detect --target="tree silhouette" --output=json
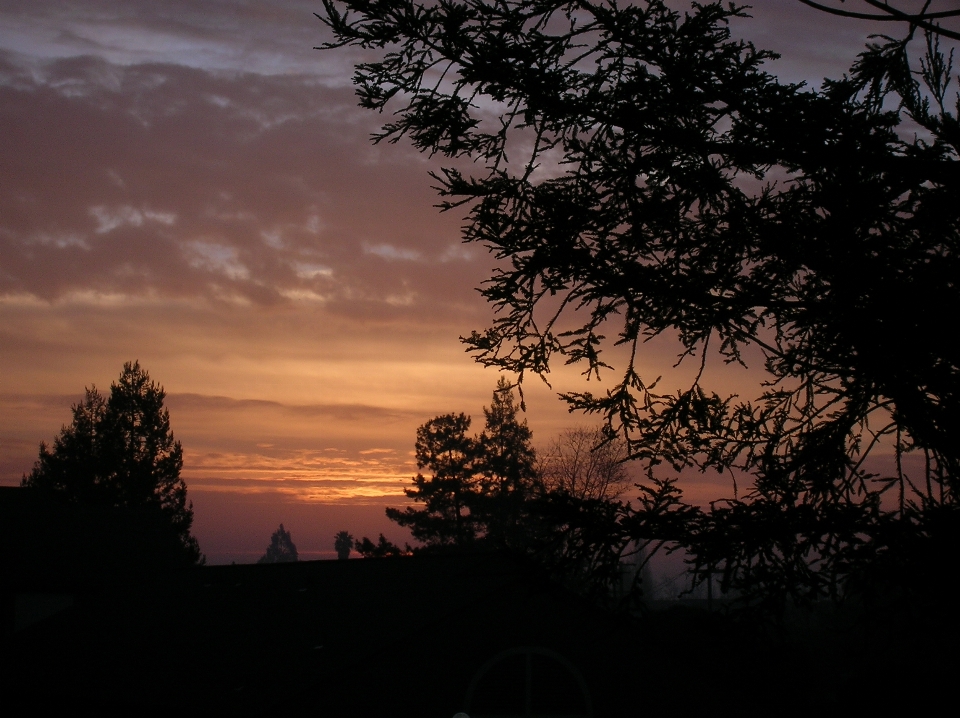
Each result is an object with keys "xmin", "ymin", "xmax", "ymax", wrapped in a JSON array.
[
  {"xmin": 334, "ymin": 530, "xmax": 354, "ymax": 560},
  {"xmin": 386, "ymin": 412, "xmax": 480, "ymax": 548},
  {"xmin": 796, "ymin": 0, "xmax": 960, "ymax": 40},
  {"xmin": 321, "ymin": 0, "xmax": 960, "ymax": 609},
  {"xmin": 384, "ymin": 379, "xmax": 541, "ymax": 551},
  {"xmin": 474, "ymin": 377, "xmax": 540, "ymax": 548},
  {"xmin": 539, "ymin": 427, "xmax": 632, "ymax": 501},
  {"xmin": 258, "ymin": 524, "xmax": 298, "ymax": 564},
  {"xmin": 354, "ymin": 533, "xmax": 411, "ymax": 558},
  {"xmin": 22, "ymin": 361, "xmax": 201, "ymax": 565}
]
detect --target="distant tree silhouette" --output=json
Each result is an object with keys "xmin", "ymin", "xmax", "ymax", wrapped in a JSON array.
[
  {"xmin": 385, "ymin": 379, "xmax": 541, "ymax": 551},
  {"xmin": 258, "ymin": 524, "xmax": 298, "ymax": 564},
  {"xmin": 539, "ymin": 427, "xmax": 632, "ymax": 502},
  {"xmin": 322, "ymin": 0, "xmax": 960, "ymax": 611},
  {"xmin": 387, "ymin": 412, "xmax": 479, "ymax": 548},
  {"xmin": 334, "ymin": 530, "xmax": 354, "ymax": 560},
  {"xmin": 474, "ymin": 378, "xmax": 540, "ymax": 547},
  {"xmin": 22, "ymin": 361, "xmax": 201, "ymax": 565},
  {"xmin": 354, "ymin": 533, "xmax": 411, "ymax": 558},
  {"xmin": 368, "ymin": 384, "xmax": 688, "ymax": 601}
]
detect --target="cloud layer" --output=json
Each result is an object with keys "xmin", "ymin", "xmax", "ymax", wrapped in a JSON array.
[{"xmin": 0, "ymin": 51, "xmax": 487, "ymax": 316}]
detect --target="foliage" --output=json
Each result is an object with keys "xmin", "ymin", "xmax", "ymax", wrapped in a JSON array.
[
  {"xmin": 258, "ymin": 523, "xmax": 299, "ymax": 564},
  {"xmin": 369, "ymin": 381, "xmax": 654, "ymax": 601},
  {"xmin": 795, "ymin": 1, "xmax": 960, "ymax": 41},
  {"xmin": 23, "ymin": 361, "xmax": 202, "ymax": 566},
  {"xmin": 334, "ymin": 530, "xmax": 355, "ymax": 560},
  {"xmin": 473, "ymin": 376, "xmax": 539, "ymax": 546},
  {"xmin": 321, "ymin": 0, "xmax": 960, "ymax": 610},
  {"xmin": 383, "ymin": 378, "xmax": 541, "ymax": 551},
  {"xmin": 354, "ymin": 533, "xmax": 412, "ymax": 558},
  {"xmin": 386, "ymin": 411, "xmax": 479, "ymax": 547}
]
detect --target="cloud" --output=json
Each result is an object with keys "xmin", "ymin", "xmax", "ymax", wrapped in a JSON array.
[
  {"xmin": 181, "ymin": 446, "xmax": 414, "ymax": 501},
  {"xmin": 90, "ymin": 205, "xmax": 177, "ymax": 233},
  {"xmin": 0, "ymin": 51, "xmax": 490, "ymax": 322},
  {"xmin": 291, "ymin": 261, "xmax": 332, "ymax": 279},
  {"xmin": 0, "ymin": 0, "xmax": 345, "ymax": 77},
  {"xmin": 2, "ymin": 4, "xmax": 908, "ymax": 321},
  {"xmin": 184, "ymin": 241, "xmax": 250, "ymax": 280},
  {"xmin": 166, "ymin": 393, "xmax": 422, "ymax": 424},
  {"xmin": 2, "ymin": 0, "xmax": 923, "ymax": 327},
  {"xmin": 0, "ymin": 389, "xmax": 423, "ymax": 499},
  {"xmin": 364, "ymin": 243, "xmax": 422, "ymax": 262}
]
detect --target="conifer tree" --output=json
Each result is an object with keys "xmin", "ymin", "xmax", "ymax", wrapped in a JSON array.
[
  {"xmin": 386, "ymin": 412, "xmax": 480, "ymax": 547},
  {"xmin": 383, "ymin": 380, "xmax": 540, "ymax": 551},
  {"xmin": 474, "ymin": 377, "xmax": 539, "ymax": 548},
  {"xmin": 258, "ymin": 524, "xmax": 298, "ymax": 564},
  {"xmin": 23, "ymin": 361, "xmax": 201, "ymax": 565}
]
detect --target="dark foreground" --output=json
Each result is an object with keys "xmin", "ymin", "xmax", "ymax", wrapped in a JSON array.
[{"xmin": 1, "ymin": 552, "xmax": 955, "ymax": 717}]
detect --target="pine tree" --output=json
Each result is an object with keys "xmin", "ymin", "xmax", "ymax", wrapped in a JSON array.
[
  {"xmin": 386, "ymin": 412, "xmax": 480, "ymax": 547},
  {"xmin": 26, "ymin": 388, "xmax": 108, "ymax": 503},
  {"xmin": 474, "ymin": 377, "xmax": 539, "ymax": 548},
  {"xmin": 384, "ymin": 380, "xmax": 540, "ymax": 551},
  {"xmin": 354, "ymin": 533, "xmax": 410, "ymax": 558},
  {"xmin": 258, "ymin": 524, "xmax": 298, "ymax": 563},
  {"xmin": 23, "ymin": 361, "xmax": 201, "ymax": 565}
]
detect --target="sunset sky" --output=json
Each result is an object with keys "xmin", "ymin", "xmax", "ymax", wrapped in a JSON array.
[{"xmin": 0, "ymin": 1, "xmax": 932, "ymax": 563}]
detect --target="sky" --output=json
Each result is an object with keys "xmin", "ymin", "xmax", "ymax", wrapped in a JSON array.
[{"xmin": 1, "ymin": 0, "xmax": 949, "ymax": 563}]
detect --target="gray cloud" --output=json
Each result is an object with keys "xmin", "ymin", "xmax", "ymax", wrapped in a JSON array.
[
  {"xmin": 3, "ymin": 2, "xmax": 936, "ymax": 321},
  {"xmin": 0, "ymin": 0, "xmax": 342, "ymax": 76},
  {"xmin": 0, "ymin": 51, "xmax": 488, "ymax": 321},
  {"xmin": 166, "ymin": 392, "xmax": 423, "ymax": 423}
]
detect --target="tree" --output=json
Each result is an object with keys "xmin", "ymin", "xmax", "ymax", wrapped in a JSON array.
[
  {"xmin": 532, "ymin": 425, "xmax": 636, "ymax": 598},
  {"xmin": 258, "ymin": 524, "xmax": 298, "ymax": 563},
  {"xmin": 382, "ymin": 379, "xmax": 540, "ymax": 551},
  {"xmin": 334, "ymin": 530, "xmax": 354, "ymax": 560},
  {"xmin": 321, "ymin": 1, "xmax": 960, "ymax": 609},
  {"xmin": 23, "ymin": 361, "xmax": 201, "ymax": 565},
  {"xmin": 473, "ymin": 377, "xmax": 540, "ymax": 547},
  {"xmin": 796, "ymin": 1, "xmax": 960, "ymax": 41},
  {"xmin": 539, "ymin": 426, "xmax": 632, "ymax": 501},
  {"xmin": 354, "ymin": 533, "xmax": 412, "ymax": 558},
  {"xmin": 386, "ymin": 412, "xmax": 480, "ymax": 548}
]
